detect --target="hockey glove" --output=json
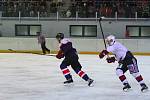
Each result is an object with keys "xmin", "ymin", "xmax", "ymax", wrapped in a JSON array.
[
  {"xmin": 106, "ymin": 57, "xmax": 116, "ymax": 63},
  {"xmin": 56, "ymin": 50, "xmax": 64, "ymax": 59},
  {"xmin": 99, "ymin": 50, "xmax": 109, "ymax": 59}
]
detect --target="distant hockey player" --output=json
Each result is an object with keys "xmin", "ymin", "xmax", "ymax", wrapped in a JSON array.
[
  {"xmin": 55, "ymin": 33, "xmax": 94, "ymax": 86},
  {"xmin": 37, "ymin": 32, "xmax": 50, "ymax": 54},
  {"xmin": 99, "ymin": 35, "xmax": 148, "ymax": 92}
]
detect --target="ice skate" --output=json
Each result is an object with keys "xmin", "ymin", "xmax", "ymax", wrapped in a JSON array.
[
  {"xmin": 88, "ymin": 78, "xmax": 94, "ymax": 87},
  {"xmin": 141, "ymin": 83, "xmax": 148, "ymax": 92},
  {"xmin": 63, "ymin": 78, "xmax": 73, "ymax": 86},
  {"xmin": 123, "ymin": 83, "xmax": 131, "ymax": 92}
]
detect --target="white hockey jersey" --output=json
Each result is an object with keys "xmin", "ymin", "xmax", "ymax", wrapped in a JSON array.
[{"xmin": 107, "ymin": 41, "xmax": 128, "ymax": 61}]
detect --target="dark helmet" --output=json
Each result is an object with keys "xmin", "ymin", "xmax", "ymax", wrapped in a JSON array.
[{"xmin": 56, "ymin": 33, "xmax": 64, "ymax": 39}]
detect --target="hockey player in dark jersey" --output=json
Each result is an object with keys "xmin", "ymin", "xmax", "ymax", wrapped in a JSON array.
[
  {"xmin": 99, "ymin": 35, "xmax": 148, "ymax": 92},
  {"xmin": 55, "ymin": 33, "xmax": 94, "ymax": 86}
]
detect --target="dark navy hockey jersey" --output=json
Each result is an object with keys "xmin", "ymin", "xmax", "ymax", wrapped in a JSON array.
[{"xmin": 59, "ymin": 38, "xmax": 77, "ymax": 57}]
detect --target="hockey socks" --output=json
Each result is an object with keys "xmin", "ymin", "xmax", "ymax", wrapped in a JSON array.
[
  {"xmin": 119, "ymin": 75, "xmax": 128, "ymax": 83},
  {"xmin": 116, "ymin": 69, "xmax": 128, "ymax": 84},
  {"xmin": 61, "ymin": 68, "xmax": 94, "ymax": 86},
  {"xmin": 61, "ymin": 68, "xmax": 72, "ymax": 81},
  {"xmin": 135, "ymin": 74, "xmax": 144, "ymax": 84},
  {"xmin": 78, "ymin": 70, "xmax": 89, "ymax": 81},
  {"xmin": 77, "ymin": 70, "xmax": 94, "ymax": 86}
]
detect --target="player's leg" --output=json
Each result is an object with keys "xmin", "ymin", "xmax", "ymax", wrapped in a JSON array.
[
  {"xmin": 131, "ymin": 72, "xmax": 148, "ymax": 92},
  {"xmin": 41, "ymin": 43, "xmax": 46, "ymax": 54},
  {"xmin": 116, "ymin": 63, "xmax": 131, "ymax": 91},
  {"xmin": 42, "ymin": 42, "xmax": 50, "ymax": 54},
  {"xmin": 127, "ymin": 57, "xmax": 148, "ymax": 92},
  {"xmin": 73, "ymin": 66, "xmax": 94, "ymax": 87},
  {"xmin": 60, "ymin": 59, "xmax": 73, "ymax": 84},
  {"xmin": 71, "ymin": 55, "xmax": 94, "ymax": 86}
]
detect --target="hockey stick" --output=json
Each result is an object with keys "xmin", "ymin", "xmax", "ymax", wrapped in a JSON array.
[
  {"xmin": 8, "ymin": 49, "xmax": 56, "ymax": 57},
  {"xmin": 99, "ymin": 17, "xmax": 107, "ymax": 49},
  {"xmin": 99, "ymin": 18, "xmax": 118, "ymax": 62},
  {"xmin": 99, "ymin": 17, "xmax": 111, "ymax": 58}
]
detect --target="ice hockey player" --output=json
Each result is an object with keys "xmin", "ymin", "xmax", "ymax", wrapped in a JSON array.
[
  {"xmin": 99, "ymin": 35, "xmax": 148, "ymax": 92},
  {"xmin": 55, "ymin": 33, "xmax": 94, "ymax": 86}
]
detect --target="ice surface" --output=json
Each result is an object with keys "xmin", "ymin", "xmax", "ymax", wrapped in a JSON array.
[{"xmin": 0, "ymin": 53, "xmax": 150, "ymax": 100}]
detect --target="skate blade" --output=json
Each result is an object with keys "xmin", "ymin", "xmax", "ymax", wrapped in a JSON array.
[
  {"xmin": 89, "ymin": 84, "xmax": 94, "ymax": 87},
  {"xmin": 123, "ymin": 88, "xmax": 132, "ymax": 92},
  {"xmin": 64, "ymin": 83, "xmax": 74, "ymax": 87}
]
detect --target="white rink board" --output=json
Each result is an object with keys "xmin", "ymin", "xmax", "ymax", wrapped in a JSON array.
[
  {"xmin": 0, "ymin": 53, "xmax": 150, "ymax": 100},
  {"xmin": 0, "ymin": 38, "xmax": 150, "ymax": 53}
]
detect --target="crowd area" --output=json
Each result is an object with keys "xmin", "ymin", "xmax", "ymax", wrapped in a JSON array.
[{"xmin": 0, "ymin": 0, "xmax": 150, "ymax": 18}]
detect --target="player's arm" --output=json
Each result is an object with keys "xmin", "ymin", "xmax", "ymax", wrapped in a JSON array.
[
  {"xmin": 99, "ymin": 50, "xmax": 109, "ymax": 59},
  {"xmin": 99, "ymin": 50, "xmax": 116, "ymax": 63},
  {"xmin": 106, "ymin": 57, "xmax": 116, "ymax": 63},
  {"xmin": 99, "ymin": 45, "xmax": 115, "ymax": 58},
  {"xmin": 56, "ymin": 50, "xmax": 64, "ymax": 59}
]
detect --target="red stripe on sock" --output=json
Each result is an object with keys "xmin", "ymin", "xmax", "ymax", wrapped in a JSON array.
[
  {"xmin": 78, "ymin": 71, "xmax": 85, "ymax": 77},
  {"xmin": 136, "ymin": 75, "xmax": 143, "ymax": 82},
  {"xmin": 119, "ymin": 75, "xmax": 126, "ymax": 82},
  {"xmin": 62, "ymin": 69, "xmax": 70, "ymax": 75}
]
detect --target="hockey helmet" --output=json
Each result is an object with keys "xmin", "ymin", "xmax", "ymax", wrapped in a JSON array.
[
  {"xmin": 56, "ymin": 33, "xmax": 64, "ymax": 39},
  {"xmin": 106, "ymin": 35, "xmax": 115, "ymax": 46},
  {"xmin": 56, "ymin": 33, "xmax": 64, "ymax": 42}
]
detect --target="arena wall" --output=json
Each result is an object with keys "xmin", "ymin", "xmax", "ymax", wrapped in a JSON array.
[
  {"xmin": 1, "ymin": 19, "xmax": 150, "ymax": 38},
  {"xmin": 0, "ymin": 19, "xmax": 150, "ymax": 55},
  {"xmin": 0, "ymin": 37, "xmax": 149, "ymax": 55}
]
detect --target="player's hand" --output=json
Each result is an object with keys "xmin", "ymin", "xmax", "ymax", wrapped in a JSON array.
[
  {"xmin": 106, "ymin": 57, "xmax": 116, "ymax": 63},
  {"xmin": 56, "ymin": 54, "xmax": 64, "ymax": 59},
  {"xmin": 99, "ymin": 50, "xmax": 109, "ymax": 59}
]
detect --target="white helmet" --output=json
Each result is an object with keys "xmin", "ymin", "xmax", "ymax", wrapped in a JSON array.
[{"xmin": 106, "ymin": 35, "xmax": 115, "ymax": 46}]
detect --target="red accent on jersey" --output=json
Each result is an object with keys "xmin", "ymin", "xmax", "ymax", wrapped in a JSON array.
[
  {"xmin": 136, "ymin": 75, "xmax": 143, "ymax": 82},
  {"xmin": 119, "ymin": 75, "xmax": 126, "ymax": 82}
]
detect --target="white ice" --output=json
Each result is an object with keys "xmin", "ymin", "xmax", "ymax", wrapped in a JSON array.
[{"xmin": 0, "ymin": 53, "xmax": 150, "ymax": 100}]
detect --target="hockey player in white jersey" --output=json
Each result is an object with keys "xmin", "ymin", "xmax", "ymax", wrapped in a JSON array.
[{"xmin": 99, "ymin": 35, "xmax": 148, "ymax": 92}]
